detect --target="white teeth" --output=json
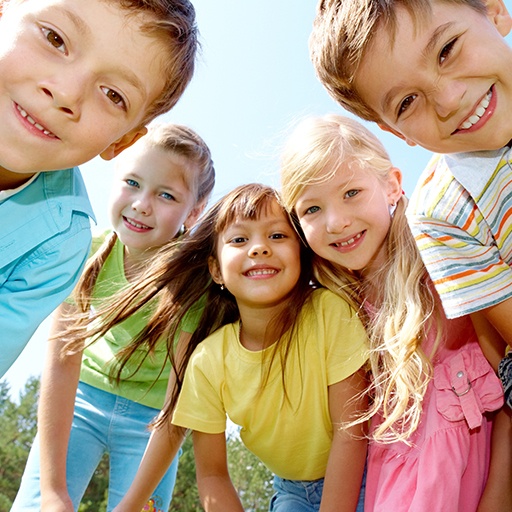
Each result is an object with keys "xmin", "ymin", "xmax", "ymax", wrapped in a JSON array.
[
  {"xmin": 16, "ymin": 104, "xmax": 55, "ymax": 137},
  {"xmin": 126, "ymin": 218, "xmax": 149, "ymax": 229},
  {"xmin": 460, "ymin": 90, "xmax": 492, "ymax": 130},
  {"xmin": 247, "ymin": 269, "xmax": 277, "ymax": 276},
  {"xmin": 336, "ymin": 232, "xmax": 362, "ymax": 247}
]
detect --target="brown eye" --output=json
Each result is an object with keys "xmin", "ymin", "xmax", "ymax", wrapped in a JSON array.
[{"xmin": 42, "ymin": 28, "xmax": 65, "ymax": 52}]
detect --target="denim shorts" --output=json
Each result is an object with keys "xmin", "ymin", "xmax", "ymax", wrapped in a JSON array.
[
  {"xmin": 269, "ymin": 467, "xmax": 366, "ymax": 512},
  {"xmin": 11, "ymin": 381, "xmax": 179, "ymax": 512}
]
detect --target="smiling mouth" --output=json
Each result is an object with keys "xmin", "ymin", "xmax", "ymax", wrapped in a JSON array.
[
  {"xmin": 459, "ymin": 89, "xmax": 492, "ymax": 130},
  {"xmin": 124, "ymin": 217, "xmax": 151, "ymax": 230},
  {"xmin": 17, "ymin": 104, "xmax": 56, "ymax": 137},
  {"xmin": 245, "ymin": 269, "xmax": 278, "ymax": 277},
  {"xmin": 332, "ymin": 232, "xmax": 363, "ymax": 248}
]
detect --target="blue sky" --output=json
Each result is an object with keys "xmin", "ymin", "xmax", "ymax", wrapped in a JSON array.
[{"xmin": 4, "ymin": 0, "xmax": 510, "ymax": 397}]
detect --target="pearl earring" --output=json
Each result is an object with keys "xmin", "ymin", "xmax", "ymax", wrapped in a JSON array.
[{"xmin": 389, "ymin": 202, "xmax": 397, "ymax": 217}]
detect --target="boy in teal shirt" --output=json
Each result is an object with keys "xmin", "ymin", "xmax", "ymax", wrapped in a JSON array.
[{"xmin": 0, "ymin": 0, "xmax": 198, "ymax": 377}]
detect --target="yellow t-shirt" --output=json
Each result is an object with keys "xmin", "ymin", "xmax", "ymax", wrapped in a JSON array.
[{"xmin": 172, "ymin": 288, "xmax": 368, "ymax": 480}]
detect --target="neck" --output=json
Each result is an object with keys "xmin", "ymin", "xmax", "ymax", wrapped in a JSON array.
[
  {"xmin": 123, "ymin": 246, "xmax": 159, "ymax": 282},
  {"xmin": 0, "ymin": 168, "xmax": 37, "ymax": 191},
  {"xmin": 238, "ymin": 304, "xmax": 285, "ymax": 351}
]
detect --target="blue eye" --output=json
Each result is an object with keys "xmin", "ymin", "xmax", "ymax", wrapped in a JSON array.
[
  {"xmin": 160, "ymin": 192, "xmax": 176, "ymax": 201},
  {"xmin": 305, "ymin": 205, "xmax": 320, "ymax": 215},
  {"xmin": 126, "ymin": 179, "xmax": 139, "ymax": 188},
  {"xmin": 345, "ymin": 189, "xmax": 359, "ymax": 198}
]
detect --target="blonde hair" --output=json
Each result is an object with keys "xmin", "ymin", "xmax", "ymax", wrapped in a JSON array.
[
  {"xmin": 73, "ymin": 122, "xmax": 215, "ymax": 325},
  {"xmin": 310, "ymin": 0, "xmax": 487, "ymax": 123},
  {"xmin": 281, "ymin": 114, "xmax": 440, "ymax": 442}
]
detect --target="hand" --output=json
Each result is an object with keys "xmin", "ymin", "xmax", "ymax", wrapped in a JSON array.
[{"xmin": 41, "ymin": 490, "xmax": 74, "ymax": 512}]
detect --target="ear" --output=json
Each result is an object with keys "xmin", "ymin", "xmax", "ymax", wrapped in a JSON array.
[
  {"xmin": 387, "ymin": 167, "xmax": 404, "ymax": 204},
  {"xmin": 378, "ymin": 123, "xmax": 417, "ymax": 147},
  {"xmin": 183, "ymin": 199, "xmax": 207, "ymax": 230},
  {"xmin": 484, "ymin": 0, "xmax": 512, "ymax": 36},
  {"xmin": 208, "ymin": 256, "xmax": 223, "ymax": 284},
  {"xmin": 99, "ymin": 126, "xmax": 148, "ymax": 161}
]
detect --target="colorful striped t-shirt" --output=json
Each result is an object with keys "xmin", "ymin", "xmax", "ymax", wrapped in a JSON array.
[{"xmin": 407, "ymin": 146, "xmax": 512, "ymax": 318}]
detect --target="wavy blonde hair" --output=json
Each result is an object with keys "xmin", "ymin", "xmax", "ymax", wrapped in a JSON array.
[{"xmin": 280, "ymin": 114, "xmax": 440, "ymax": 442}]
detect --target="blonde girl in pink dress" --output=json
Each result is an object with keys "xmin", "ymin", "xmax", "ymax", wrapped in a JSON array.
[{"xmin": 280, "ymin": 114, "xmax": 509, "ymax": 512}]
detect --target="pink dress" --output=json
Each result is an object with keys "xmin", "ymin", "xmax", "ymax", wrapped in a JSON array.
[{"xmin": 365, "ymin": 313, "xmax": 504, "ymax": 512}]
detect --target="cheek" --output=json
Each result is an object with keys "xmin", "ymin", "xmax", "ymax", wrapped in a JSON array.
[{"xmin": 299, "ymin": 221, "xmax": 320, "ymax": 249}]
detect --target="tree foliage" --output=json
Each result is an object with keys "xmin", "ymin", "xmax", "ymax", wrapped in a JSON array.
[{"xmin": 3, "ymin": 379, "xmax": 275, "ymax": 511}]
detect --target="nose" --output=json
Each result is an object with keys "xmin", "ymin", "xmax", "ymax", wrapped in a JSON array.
[
  {"xmin": 131, "ymin": 195, "xmax": 151, "ymax": 216},
  {"xmin": 249, "ymin": 240, "xmax": 271, "ymax": 257},
  {"xmin": 431, "ymin": 79, "xmax": 466, "ymax": 119},
  {"xmin": 325, "ymin": 207, "xmax": 351, "ymax": 234},
  {"xmin": 40, "ymin": 72, "xmax": 85, "ymax": 119}
]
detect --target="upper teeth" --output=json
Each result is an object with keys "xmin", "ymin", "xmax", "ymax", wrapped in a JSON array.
[
  {"xmin": 460, "ymin": 90, "xmax": 492, "ymax": 130},
  {"xmin": 127, "ymin": 218, "xmax": 149, "ymax": 229},
  {"xmin": 247, "ymin": 269, "xmax": 276, "ymax": 276},
  {"xmin": 17, "ymin": 105, "xmax": 55, "ymax": 136},
  {"xmin": 336, "ymin": 232, "xmax": 362, "ymax": 247}
]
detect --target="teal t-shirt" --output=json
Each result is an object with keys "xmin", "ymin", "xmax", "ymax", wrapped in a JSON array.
[{"xmin": 79, "ymin": 231, "xmax": 201, "ymax": 409}]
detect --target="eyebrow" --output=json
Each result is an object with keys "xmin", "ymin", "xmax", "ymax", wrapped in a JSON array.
[
  {"xmin": 58, "ymin": 6, "xmax": 147, "ymax": 99},
  {"xmin": 380, "ymin": 22, "xmax": 455, "ymax": 115}
]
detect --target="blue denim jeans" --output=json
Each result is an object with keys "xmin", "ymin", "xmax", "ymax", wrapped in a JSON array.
[
  {"xmin": 11, "ymin": 382, "xmax": 179, "ymax": 512},
  {"xmin": 269, "ymin": 465, "xmax": 366, "ymax": 512}
]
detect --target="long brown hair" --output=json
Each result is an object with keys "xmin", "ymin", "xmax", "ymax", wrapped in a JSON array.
[{"xmin": 64, "ymin": 183, "xmax": 314, "ymax": 424}]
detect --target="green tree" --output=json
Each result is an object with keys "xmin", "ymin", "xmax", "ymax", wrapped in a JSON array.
[
  {"xmin": 227, "ymin": 433, "xmax": 273, "ymax": 512},
  {"xmin": 0, "ymin": 377, "xmax": 39, "ymax": 508}
]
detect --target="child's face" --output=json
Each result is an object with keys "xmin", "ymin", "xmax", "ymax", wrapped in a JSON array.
[
  {"xmin": 0, "ymin": 0, "xmax": 167, "ymax": 175},
  {"xmin": 294, "ymin": 163, "xmax": 402, "ymax": 277},
  {"xmin": 353, "ymin": 0, "xmax": 512, "ymax": 154},
  {"xmin": 109, "ymin": 144, "xmax": 202, "ymax": 259},
  {"xmin": 209, "ymin": 201, "xmax": 302, "ymax": 313}
]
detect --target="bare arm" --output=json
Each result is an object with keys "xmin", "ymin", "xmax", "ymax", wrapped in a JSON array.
[
  {"xmin": 477, "ymin": 406, "xmax": 512, "ymax": 512},
  {"xmin": 112, "ymin": 331, "xmax": 192, "ymax": 512},
  {"xmin": 471, "ymin": 311, "xmax": 508, "ymax": 371},
  {"xmin": 320, "ymin": 369, "xmax": 368, "ymax": 512},
  {"xmin": 193, "ymin": 431, "xmax": 244, "ymax": 512},
  {"xmin": 481, "ymin": 297, "xmax": 512, "ymax": 351},
  {"xmin": 39, "ymin": 303, "xmax": 82, "ymax": 512}
]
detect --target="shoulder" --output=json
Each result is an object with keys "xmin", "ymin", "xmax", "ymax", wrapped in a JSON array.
[
  {"xmin": 408, "ymin": 153, "xmax": 467, "ymax": 220},
  {"xmin": 308, "ymin": 287, "xmax": 358, "ymax": 318}
]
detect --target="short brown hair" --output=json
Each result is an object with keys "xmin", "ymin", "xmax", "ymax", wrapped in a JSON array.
[
  {"xmin": 310, "ymin": 0, "xmax": 486, "ymax": 123},
  {"xmin": 112, "ymin": 0, "xmax": 199, "ymax": 124}
]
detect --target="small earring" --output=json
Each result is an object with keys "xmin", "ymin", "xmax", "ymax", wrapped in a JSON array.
[
  {"xmin": 389, "ymin": 202, "xmax": 397, "ymax": 217},
  {"xmin": 220, "ymin": 283, "xmax": 224, "ymax": 291}
]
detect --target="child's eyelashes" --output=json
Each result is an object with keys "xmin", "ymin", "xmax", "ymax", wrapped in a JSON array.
[
  {"xmin": 228, "ymin": 236, "xmax": 247, "ymax": 245},
  {"xmin": 397, "ymin": 94, "xmax": 417, "ymax": 118},
  {"xmin": 125, "ymin": 178, "xmax": 139, "ymax": 188},
  {"xmin": 344, "ymin": 189, "xmax": 360, "ymax": 199},
  {"xmin": 101, "ymin": 86, "xmax": 127, "ymax": 110},
  {"xmin": 41, "ymin": 27, "xmax": 66, "ymax": 53},
  {"xmin": 304, "ymin": 205, "xmax": 320, "ymax": 215},
  {"xmin": 160, "ymin": 191, "xmax": 176, "ymax": 201},
  {"xmin": 439, "ymin": 37, "xmax": 457, "ymax": 64},
  {"xmin": 269, "ymin": 233, "xmax": 287, "ymax": 240}
]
